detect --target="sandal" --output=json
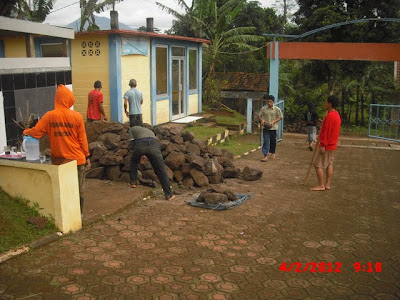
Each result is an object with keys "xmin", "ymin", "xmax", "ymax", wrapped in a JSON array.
[{"xmin": 261, "ymin": 157, "xmax": 268, "ymax": 162}]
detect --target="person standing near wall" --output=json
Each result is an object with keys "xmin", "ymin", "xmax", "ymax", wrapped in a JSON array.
[
  {"xmin": 87, "ymin": 80, "xmax": 107, "ymax": 122},
  {"xmin": 305, "ymin": 103, "xmax": 319, "ymax": 151},
  {"xmin": 311, "ymin": 95, "xmax": 341, "ymax": 191},
  {"xmin": 23, "ymin": 84, "xmax": 90, "ymax": 215},
  {"xmin": 124, "ymin": 79, "xmax": 143, "ymax": 127},
  {"xmin": 259, "ymin": 95, "xmax": 283, "ymax": 162}
]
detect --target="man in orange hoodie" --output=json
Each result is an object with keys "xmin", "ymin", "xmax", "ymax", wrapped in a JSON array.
[{"xmin": 23, "ymin": 85, "xmax": 90, "ymax": 214}]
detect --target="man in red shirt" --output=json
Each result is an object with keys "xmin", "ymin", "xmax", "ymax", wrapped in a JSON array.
[
  {"xmin": 311, "ymin": 95, "xmax": 341, "ymax": 191},
  {"xmin": 87, "ymin": 80, "xmax": 107, "ymax": 121}
]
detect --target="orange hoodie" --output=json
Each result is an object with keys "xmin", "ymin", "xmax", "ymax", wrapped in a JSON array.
[{"xmin": 23, "ymin": 85, "xmax": 89, "ymax": 165}]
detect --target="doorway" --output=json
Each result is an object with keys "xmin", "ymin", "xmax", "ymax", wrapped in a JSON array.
[{"xmin": 172, "ymin": 47, "xmax": 186, "ymax": 119}]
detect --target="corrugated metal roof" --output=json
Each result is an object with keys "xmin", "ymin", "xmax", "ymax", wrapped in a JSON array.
[
  {"xmin": 216, "ymin": 72, "xmax": 269, "ymax": 92},
  {"xmin": 76, "ymin": 29, "xmax": 209, "ymax": 44}
]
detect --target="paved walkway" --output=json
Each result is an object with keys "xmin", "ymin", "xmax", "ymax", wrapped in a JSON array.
[{"xmin": 1, "ymin": 134, "xmax": 399, "ymax": 299}]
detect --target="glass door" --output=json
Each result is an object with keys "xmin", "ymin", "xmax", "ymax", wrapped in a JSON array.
[{"xmin": 172, "ymin": 57, "xmax": 185, "ymax": 119}]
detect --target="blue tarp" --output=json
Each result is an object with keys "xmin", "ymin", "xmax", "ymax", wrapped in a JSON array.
[{"xmin": 187, "ymin": 193, "xmax": 252, "ymax": 210}]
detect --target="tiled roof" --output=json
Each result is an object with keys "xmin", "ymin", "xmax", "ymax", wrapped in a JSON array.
[{"xmin": 215, "ymin": 72, "xmax": 269, "ymax": 92}]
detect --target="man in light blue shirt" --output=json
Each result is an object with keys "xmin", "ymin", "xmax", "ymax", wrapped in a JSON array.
[{"xmin": 124, "ymin": 79, "xmax": 143, "ymax": 127}]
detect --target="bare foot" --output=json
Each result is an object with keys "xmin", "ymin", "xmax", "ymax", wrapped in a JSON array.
[
  {"xmin": 261, "ymin": 156, "xmax": 268, "ymax": 162},
  {"xmin": 310, "ymin": 186, "xmax": 325, "ymax": 191},
  {"xmin": 129, "ymin": 184, "xmax": 137, "ymax": 188},
  {"xmin": 166, "ymin": 195, "xmax": 176, "ymax": 201},
  {"xmin": 270, "ymin": 154, "xmax": 276, "ymax": 159},
  {"xmin": 325, "ymin": 186, "xmax": 330, "ymax": 190}
]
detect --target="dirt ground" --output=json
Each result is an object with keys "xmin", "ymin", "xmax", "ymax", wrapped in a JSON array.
[{"xmin": 1, "ymin": 132, "xmax": 399, "ymax": 298}]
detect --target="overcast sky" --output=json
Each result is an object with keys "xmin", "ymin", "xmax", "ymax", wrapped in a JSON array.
[{"xmin": 45, "ymin": 0, "xmax": 278, "ymax": 32}]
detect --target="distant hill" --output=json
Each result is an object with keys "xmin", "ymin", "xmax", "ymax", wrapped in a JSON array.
[{"xmin": 66, "ymin": 15, "xmax": 134, "ymax": 31}]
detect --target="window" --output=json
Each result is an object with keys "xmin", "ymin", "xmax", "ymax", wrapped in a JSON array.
[
  {"xmin": 156, "ymin": 46, "xmax": 167, "ymax": 95},
  {"xmin": 189, "ymin": 49, "xmax": 197, "ymax": 90},
  {"xmin": 172, "ymin": 47, "xmax": 185, "ymax": 56},
  {"xmin": 41, "ymin": 43, "xmax": 64, "ymax": 57}
]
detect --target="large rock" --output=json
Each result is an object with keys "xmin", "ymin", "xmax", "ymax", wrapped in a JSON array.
[
  {"xmin": 207, "ymin": 145, "xmax": 222, "ymax": 157},
  {"xmin": 159, "ymin": 139, "xmax": 170, "ymax": 151},
  {"xmin": 173, "ymin": 170, "xmax": 184, "ymax": 182},
  {"xmin": 122, "ymin": 154, "xmax": 131, "ymax": 171},
  {"xmin": 187, "ymin": 143, "xmax": 201, "ymax": 156},
  {"xmin": 169, "ymin": 127, "xmax": 181, "ymax": 136},
  {"xmin": 142, "ymin": 169, "xmax": 159, "ymax": 182},
  {"xmin": 164, "ymin": 151, "xmax": 186, "ymax": 170},
  {"xmin": 203, "ymin": 158, "xmax": 218, "ymax": 176},
  {"xmin": 202, "ymin": 192, "xmax": 229, "ymax": 205},
  {"xmin": 242, "ymin": 166, "xmax": 263, "ymax": 181},
  {"xmin": 120, "ymin": 131, "xmax": 130, "ymax": 141},
  {"xmin": 221, "ymin": 167, "xmax": 241, "ymax": 178},
  {"xmin": 102, "ymin": 123, "xmax": 124, "ymax": 134},
  {"xmin": 86, "ymin": 167, "xmax": 104, "ymax": 179},
  {"xmin": 224, "ymin": 190, "xmax": 238, "ymax": 201},
  {"xmin": 164, "ymin": 143, "xmax": 180, "ymax": 156},
  {"xmin": 182, "ymin": 131, "xmax": 195, "ymax": 142},
  {"xmin": 154, "ymin": 126, "xmax": 170, "ymax": 137},
  {"xmin": 89, "ymin": 141, "xmax": 104, "ymax": 154},
  {"xmin": 190, "ymin": 169, "xmax": 209, "ymax": 187},
  {"xmin": 181, "ymin": 163, "xmax": 191, "ymax": 175},
  {"xmin": 175, "ymin": 144, "xmax": 187, "ymax": 153},
  {"xmin": 91, "ymin": 144, "xmax": 108, "ymax": 161},
  {"xmin": 220, "ymin": 149, "xmax": 234, "ymax": 161},
  {"xmin": 120, "ymin": 172, "xmax": 130, "ymax": 183},
  {"xmin": 105, "ymin": 165, "xmax": 121, "ymax": 181},
  {"xmin": 182, "ymin": 177, "xmax": 194, "ymax": 188},
  {"xmin": 188, "ymin": 155, "xmax": 204, "ymax": 170},
  {"xmin": 170, "ymin": 134, "xmax": 184, "ymax": 144},
  {"xmin": 120, "ymin": 139, "xmax": 130, "ymax": 149},
  {"xmin": 207, "ymin": 174, "xmax": 224, "ymax": 184},
  {"xmin": 164, "ymin": 164, "xmax": 174, "ymax": 181},
  {"xmin": 100, "ymin": 133, "xmax": 121, "ymax": 149},
  {"xmin": 99, "ymin": 152, "xmax": 123, "ymax": 165},
  {"xmin": 115, "ymin": 148, "xmax": 128, "ymax": 157}
]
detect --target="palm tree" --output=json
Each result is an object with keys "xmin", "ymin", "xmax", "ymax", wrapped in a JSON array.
[
  {"xmin": 79, "ymin": 0, "xmax": 124, "ymax": 32},
  {"xmin": 157, "ymin": 0, "xmax": 264, "ymax": 104},
  {"xmin": 1, "ymin": 0, "xmax": 54, "ymax": 22}
]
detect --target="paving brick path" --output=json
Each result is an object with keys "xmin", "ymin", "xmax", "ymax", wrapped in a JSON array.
[{"xmin": 1, "ymin": 135, "xmax": 399, "ymax": 299}]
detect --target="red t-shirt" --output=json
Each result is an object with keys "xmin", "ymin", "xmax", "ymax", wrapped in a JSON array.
[
  {"xmin": 87, "ymin": 89, "xmax": 103, "ymax": 120},
  {"xmin": 319, "ymin": 110, "xmax": 341, "ymax": 150}
]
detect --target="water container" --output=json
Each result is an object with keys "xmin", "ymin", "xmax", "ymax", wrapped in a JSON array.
[{"xmin": 22, "ymin": 136, "xmax": 40, "ymax": 161}]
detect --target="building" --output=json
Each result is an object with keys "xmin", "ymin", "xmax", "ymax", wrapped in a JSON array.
[
  {"xmin": 0, "ymin": 16, "xmax": 74, "ymax": 149},
  {"xmin": 71, "ymin": 28, "xmax": 208, "ymax": 125}
]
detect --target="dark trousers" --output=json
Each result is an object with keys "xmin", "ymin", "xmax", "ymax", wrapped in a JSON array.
[
  {"xmin": 130, "ymin": 138, "xmax": 173, "ymax": 198},
  {"xmin": 129, "ymin": 114, "xmax": 143, "ymax": 127},
  {"xmin": 262, "ymin": 129, "xmax": 277, "ymax": 156},
  {"xmin": 77, "ymin": 165, "xmax": 86, "ymax": 213}
]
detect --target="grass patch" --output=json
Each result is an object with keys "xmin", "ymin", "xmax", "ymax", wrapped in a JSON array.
[
  {"xmin": 341, "ymin": 125, "xmax": 368, "ymax": 137},
  {"xmin": 184, "ymin": 125, "xmax": 226, "ymax": 140},
  {"xmin": 216, "ymin": 135, "xmax": 260, "ymax": 156},
  {"xmin": 215, "ymin": 111, "xmax": 246, "ymax": 126},
  {"xmin": 0, "ymin": 189, "xmax": 58, "ymax": 254}
]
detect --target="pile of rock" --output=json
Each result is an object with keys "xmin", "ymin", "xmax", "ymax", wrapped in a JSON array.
[{"xmin": 87, "ymin": 123, "xmax": 263, "ymax": 189}]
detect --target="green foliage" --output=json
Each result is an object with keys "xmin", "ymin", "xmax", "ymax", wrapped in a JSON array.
[
  {"xmin": 203, "ymin": 77, "xmax": 227, "ymax": 106},
  {"xmin": 80, "ymin": 0, "xmax": 124, "ymax": 32},
  {"xmin": 183, "ymin": 125, "xmax": 226, "ymax": 140},
  {"xmin": 0, "ymin": 189, "xmax": 58, "ymax": 254},
  {"xmin": 216, "ymin": 134, "xmax": 259, "ymax": 155},
  {"xmin": 215, "ymin": 111, "xmax": 246, "ymax": 125},
  {"xmin": 1, "ymin": 0, "xmax": 54, "ymax": 22}
]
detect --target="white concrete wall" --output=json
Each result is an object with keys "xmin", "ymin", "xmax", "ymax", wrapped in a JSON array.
[{"xmin": 0, "ymin": 92, "xmax": 6, "ymax": 151}]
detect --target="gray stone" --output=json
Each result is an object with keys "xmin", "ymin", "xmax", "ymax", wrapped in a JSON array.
[
  {"xmin": 164, "ymin": 164, "xmax": 174, "ymax": 181},
  {"xmin": 89, "ymin": 141, "xmax": 104, "ymax": 154},
  {"xmin": 203, "ymin": 158, "xmax": 218, "ymax": 176},
  {"xmin": 175, "ymin": 144, "xmax": 187, "ymax": 153},
  {"xmin": 100, "ymin": 132, "xmax": 121, "ymax": 149},
  {"xmin": 159, "ymin": 139, "xmax": 170, "ymax": 151},
  {"xmin": 242, "ymin": 166, "xmax": 263, "ymax": 181},
  {"xmin": 224, "ymin": 190, "xmax": 238, "ymax": 201},
  {"xmin": 190, "ymin": 169, "xmax": 209, "ymax": 187},
  {"xmin": 86, "ymin": 167, "xmax": 104, "ymax": 179},
  {"xmin": 154, "ymin": 126, "xmax": 170, "ymax": 137},
  {"xmin": 169, "ymin": 127, "xmax": 181, "ymax": 136},
  {"xmin": 188, "ymin": 155, "xmax": 204, "ymax": 171},
  {"xmin": 164, "ymin": 143, "xmax": 180, "ymax": 156},
  {"xmin": 164, "ymin": 151, "xmax": 186, "ymax": 170},
  {"xmin": 115, "ymin": 148, "xmax": 128, "ymax": 157}
]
